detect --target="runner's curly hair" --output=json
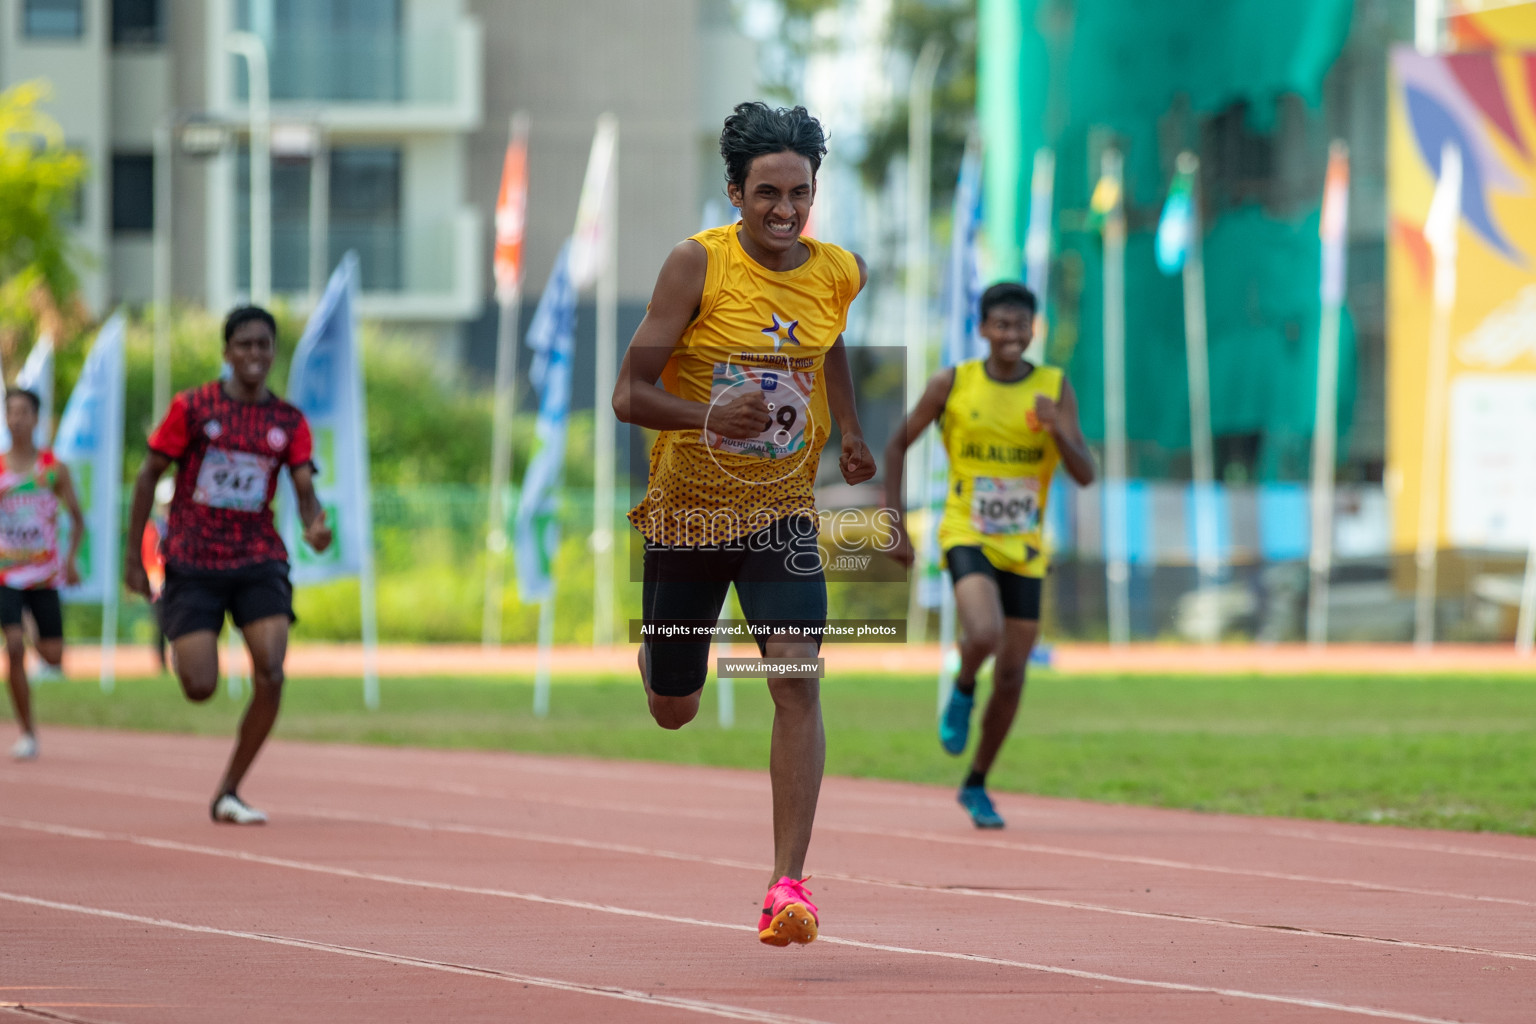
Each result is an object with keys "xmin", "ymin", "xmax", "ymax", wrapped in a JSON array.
[
  {"xmin": 979, "ymin": 282, "xmax": 1038, "ymax": 322},
  {"xmin": 719, "ymin": 102, "xmax": 827, "ymax": 190},
  {"xmin": 223, "ymin": 305, "xmax": 277, "ymax": 342}
]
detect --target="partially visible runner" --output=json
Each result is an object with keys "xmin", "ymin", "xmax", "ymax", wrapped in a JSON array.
[
  {"xmin": 124, "ymin": 307, "xmax": 332, "ymax": 824},
  {"xmin": 884, "ymin": 282, "xmax": 1095, "ymax": 828},
  {"xmin": 142, "ymin": 479, "xmax": 172, "ymax": 672},
  {"xmin": 614, "ymin": 101, "xmax": 873, "ymax": 945},
  {"xmin": 1, "ymin": 388, "xmax": 85, "ymax": 761}
]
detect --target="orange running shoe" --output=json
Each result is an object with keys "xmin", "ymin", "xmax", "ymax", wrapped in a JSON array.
[{"xmin": 758, "ymin": 876, "xmax": 818, "ymax": 946}]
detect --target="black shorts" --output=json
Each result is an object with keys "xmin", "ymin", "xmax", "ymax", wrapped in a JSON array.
[
  {"xmin": 160, "ymin": 561, "xmax": 294, "ymax": 641},
  {"xmin": 945, "ymin": 546, "xmax": 1043, "ymax": 621},
  {"xmin": 642, "ymin": 516, "xmax": 827, "ymax": 698},
  {"xmin": 0, "ymin": 587, "xmax": 63, "ymax": 639}
]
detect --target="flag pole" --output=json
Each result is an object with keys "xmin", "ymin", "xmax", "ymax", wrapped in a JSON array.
[
  {"xmin": 1099, "ymin": 145, "xmax": 1131, "ymax": 646},
  {"xmin": 533, "ymin": 594, "xmax": 554, "ymax": 717},
  {"xmin": 592, "ymin": 116, "xmax": 619, "ymax": 648},
  {"xmin": 100, "ymin": 321, "xmax": 126, "ymax": 695},
  {"xmin": 1024, "ymin": 146, "xmax": 1055, "ymax": 363},
  {"xmin": 904, "ymin": 40, "xmax": 942, "ymax": 640},
  {"xmin": 1518, "ymin": 516, "xmax": 1536, "ymax": 655},
  {"xmin": 1415, "ymin": 141, "xmax": 1460, "ymax": 649},
  {"xmin": 1308, "ymin": 142, "xmax": 1350, "ymax": 646},
  {"xmin": 484, "ymin": 112, "xmax": 530, "ymax": 648},
  {"xmin": 1174, "ymin": 152, "xmax": 1220, "ymax": 630}
]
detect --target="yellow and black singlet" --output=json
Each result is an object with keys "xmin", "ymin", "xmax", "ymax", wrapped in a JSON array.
[
  {"xmin": 628, "ymin": 224, "xmax": 861, "ymax": 547},
  {"xmin": 937, "ymin": 359, "xmax": 1064, "ymax": 578}
]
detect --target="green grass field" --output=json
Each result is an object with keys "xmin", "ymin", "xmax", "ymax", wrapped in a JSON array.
[{"xmin": 10, "ymin": 670, "xmax": 1535, "ymax": 835}]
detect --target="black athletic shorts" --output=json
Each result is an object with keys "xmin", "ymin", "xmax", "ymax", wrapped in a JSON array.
[
  {"xmin": 642, "ymin": 516, "xmax": 827, "ymax": 698},
  {"xmin": 0, "ymin": 587, "xmax": 63, "ymax": 639},
  {"xmin": 160, "ymin": 560, "xmax": 294, "ymax": 641},
  {"xmin": 945, "ymin": 546, "xmax": 1043, "ymax": 621}
]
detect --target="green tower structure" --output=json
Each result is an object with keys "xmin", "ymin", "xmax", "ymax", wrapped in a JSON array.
[{"xmin": 978, "ymin": 0, "xmax": 1362, "ymax": 482}]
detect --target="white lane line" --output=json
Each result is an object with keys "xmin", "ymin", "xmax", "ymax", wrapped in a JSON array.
[
  {"xmin": 1256, "ymin": 826, "xmax": 1536, "ymax": 865},
  {"xmin": 0, "ymin": 891, "xmax": 833, "ymax": 1024},
  {"xmin": 22, "ymin": 745, "xmax": 1536, "ymax": 864},
  {"xmin": 6, "ymin": 769, "xmax": 1535, "ymax": 920},
  {"xmin": 278, "ymin": 803, "xmax": 1536, "ymax": 964},
  {"xmin": 0, "ymin": 818, "xmax": 1497, "ymax": 1024}
]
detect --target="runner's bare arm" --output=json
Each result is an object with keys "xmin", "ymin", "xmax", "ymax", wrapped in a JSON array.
[
  {"xmin": 1035, "ymin": 379, "xmax": 1096, "ymax": 486},
  {"xmin": 824, "ymin": 336, "xmax": 875, "ymax": 485},
  {"xmin": 124, "ymin": 451, "xmax": 172, "ymax": 598},
  {"xmin": 291, "ymin": 463, "xmax": 333, "ymax": 553},
  {"xmin": 880, "ymin": 368, "xmax": 955, "ymax": 565},
  {"xmin": 611, "ymin": 240, "xmax": 769, "ymax": 439},
  {"xmin": 52, "ymin": 462, "xmax": 86, "ymax": 586}
]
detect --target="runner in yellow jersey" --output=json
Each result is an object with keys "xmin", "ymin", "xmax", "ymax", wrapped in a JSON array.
[
  {"xmin": 614, "ymin": 102, "xmax": 872, "ymax": 945},
  {"xmin": 884, "ymin": 282, "xmax": 1095, "ymax": 828}
]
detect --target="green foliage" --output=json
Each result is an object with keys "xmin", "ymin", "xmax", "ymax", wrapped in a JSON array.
[
  {"xmin": 0, "ymin": 81, "xmax": 88, "ymax": 340},
  {"xmin": 854, "ymin": 0, "xmax": 977, "ymax": 199}
]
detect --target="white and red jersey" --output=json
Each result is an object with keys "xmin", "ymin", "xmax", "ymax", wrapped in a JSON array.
[{"xmin": 0, "ymin": 449, "xmax": 64, "ymax": 590}]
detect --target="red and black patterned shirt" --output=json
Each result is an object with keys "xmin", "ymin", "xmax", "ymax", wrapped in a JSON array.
[{"xmin": 148, "ymin": 382, "xmax": 314, "ymax": 571}]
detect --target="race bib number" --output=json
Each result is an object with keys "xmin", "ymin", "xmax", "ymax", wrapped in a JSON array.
[
  {"xmin": 193, "ymin": 448, "xmax": 274, "ymax": 512},
  {"xmin": 0, "ymin": 495, "xmax": 52, "ymax": 559},
  {"xmin": 704, "ymin": 363, "xmax": 815, "ymax": 460},
  {"xmin": 970, "ymin": 476, "xmax": 1040, "ymax": 536}
]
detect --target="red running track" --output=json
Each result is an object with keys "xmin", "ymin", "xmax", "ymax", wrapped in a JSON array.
[{"xmin": 2, "ymin": 727, "xmax": 1533, "ymax": 1023}]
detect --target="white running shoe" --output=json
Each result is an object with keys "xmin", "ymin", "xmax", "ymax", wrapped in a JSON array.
[
  {"xmin": 211, "ymin": 792, "xmax": 268, "ymax": 825},
  {"xmin": 28, "ymin": 660, "xmax": 64, "ymax": 683},
  {"xmin": 10, "ymin": 734, "xmax": 37, "ymax": 761}
]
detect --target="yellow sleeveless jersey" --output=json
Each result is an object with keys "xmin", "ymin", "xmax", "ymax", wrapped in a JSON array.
[
  {"xmin": 628, "ymin": 224, "xmax": 861, "ymax": 547},
  {"xmin": 937, "ymin": 360, "xmax": 1064, "ymax": 577}
]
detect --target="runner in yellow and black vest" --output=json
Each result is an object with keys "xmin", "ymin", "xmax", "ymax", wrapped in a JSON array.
[
  {"xmin": 884, "ymin": 282, "xmax": 1096, "ymax": 829},
  {"xmin": 615, "ymin": 102, "xmax": 872, "ymax": 947},
  {"xmin": 1, "ymin": 388, "xmax": 86, "ymax": 762}
]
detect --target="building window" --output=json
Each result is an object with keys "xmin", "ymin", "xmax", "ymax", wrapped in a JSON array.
[
  {"xmin": 112, "ymin": 0, "xmax": 162, "ymax": 44},
  {"xmin": 23, "ymin": 0, "xmax": 84, "ymax": 39},
  {"xmin": 328, "ymin": 147, "xmax": 402, "ymax": 289},
  {"xmin": 112, "ymin": 154, "xmax": 155, "ymax": 233},
  {"xmin": 236, "ymin": 145, "xmax": 402, "ymax": 293}
]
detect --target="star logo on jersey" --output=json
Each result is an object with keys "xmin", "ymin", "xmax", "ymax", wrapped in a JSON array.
[{"xmin": 760, "ymin": 313, "xmax": 800, "ymax": 352}]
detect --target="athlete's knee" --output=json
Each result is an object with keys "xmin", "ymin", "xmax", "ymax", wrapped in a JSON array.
[
  {"xmin": 960, "ymin": 625, "xmax": 1001, "ymax": 659},
  {"xmin": 179, "ymin": 668, "xmax": 217, "ymax": 702},
  {"xmin": 5, "ymin": 635, "xmax": 26, "ymax": 665},
  {"xmin": 767, "ymin": 676, "xmax": 820, "ymax": 717},
  {"xmin": 649, "ymin": 692, "xmax": 699, "ymax": 730},
  {"xmin": 35, "ymin": 642, "xmax": 63, "ymax": 667},
  {"xmin": 251, "ymin": 665, "xmax": 285, "ymax": 700},
  {"xmin": 991, "ymin": 661, "xmax": 1027, "ymax": 696}
]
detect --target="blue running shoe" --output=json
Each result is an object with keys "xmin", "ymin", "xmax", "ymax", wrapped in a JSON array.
[
  {"xmin": 958, "ymin": 785, "xmax": 1005, "ymax": 829},
  {"xmin": 939, "ymin": 688, "xmax": 975, "ymax": 755}
]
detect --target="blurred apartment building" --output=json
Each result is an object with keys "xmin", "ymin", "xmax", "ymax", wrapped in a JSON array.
[{"xmin": 0, "ymin": 0, "xmax": 758, "ymax": 360}]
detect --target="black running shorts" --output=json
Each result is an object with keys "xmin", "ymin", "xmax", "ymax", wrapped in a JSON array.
[
  {"xmin": 944, "ymin": 545, "xmax": 1043, "ymax": 621},
  {"xmin": 0, "ymin": 587, "xmax": 63, "ymax": 639},
  {"xmin": 642, "ymin": 516, "xmax": 827, "ymax": 698},
  {"xmin": 160, "ymin": 560, "xmax": 295, "ymax": 641}
]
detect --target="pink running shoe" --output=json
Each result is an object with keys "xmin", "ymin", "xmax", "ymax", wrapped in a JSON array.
[{"xmin": 758, "ymin": 876, "xmax": 818, "ymax": 946}]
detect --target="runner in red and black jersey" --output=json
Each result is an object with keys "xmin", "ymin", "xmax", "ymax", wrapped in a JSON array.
[{"xmin": 124, "ymin": 307, "xmax": 332, "ymax": 825}]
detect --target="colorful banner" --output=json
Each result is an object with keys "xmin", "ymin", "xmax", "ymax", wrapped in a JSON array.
[
  {"xmin": 568, "ymin": 114, "xmax": 617, "ymax": 290},
  {"xmin": 1319, "ymin": 145, "xmax": 1351, "ymax": 305},
  {"xmin": 1, "ymin": 335, "xmax": 55, "ymax": 450},
  {"xmin": 513, "ymin": 240, "xmax": 577, "ymax": 603},
  {"xmin": 492, "ymin": 117, "xmax": 530, "ymax": 302},
  {"xmin": 1155, "ymin": 164, "xmax": 1195, "ymax": 276},
  {"xmin": 1387, "ymin": 48, "xmax": 1536, "ymax": 554},
  {"xmin": 53, "ymin": 315, "xmax": 125, "ymax": 604},
  {"xmin": 282, "ymin": 252, "xmax": 374, "ymax": 583}
]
